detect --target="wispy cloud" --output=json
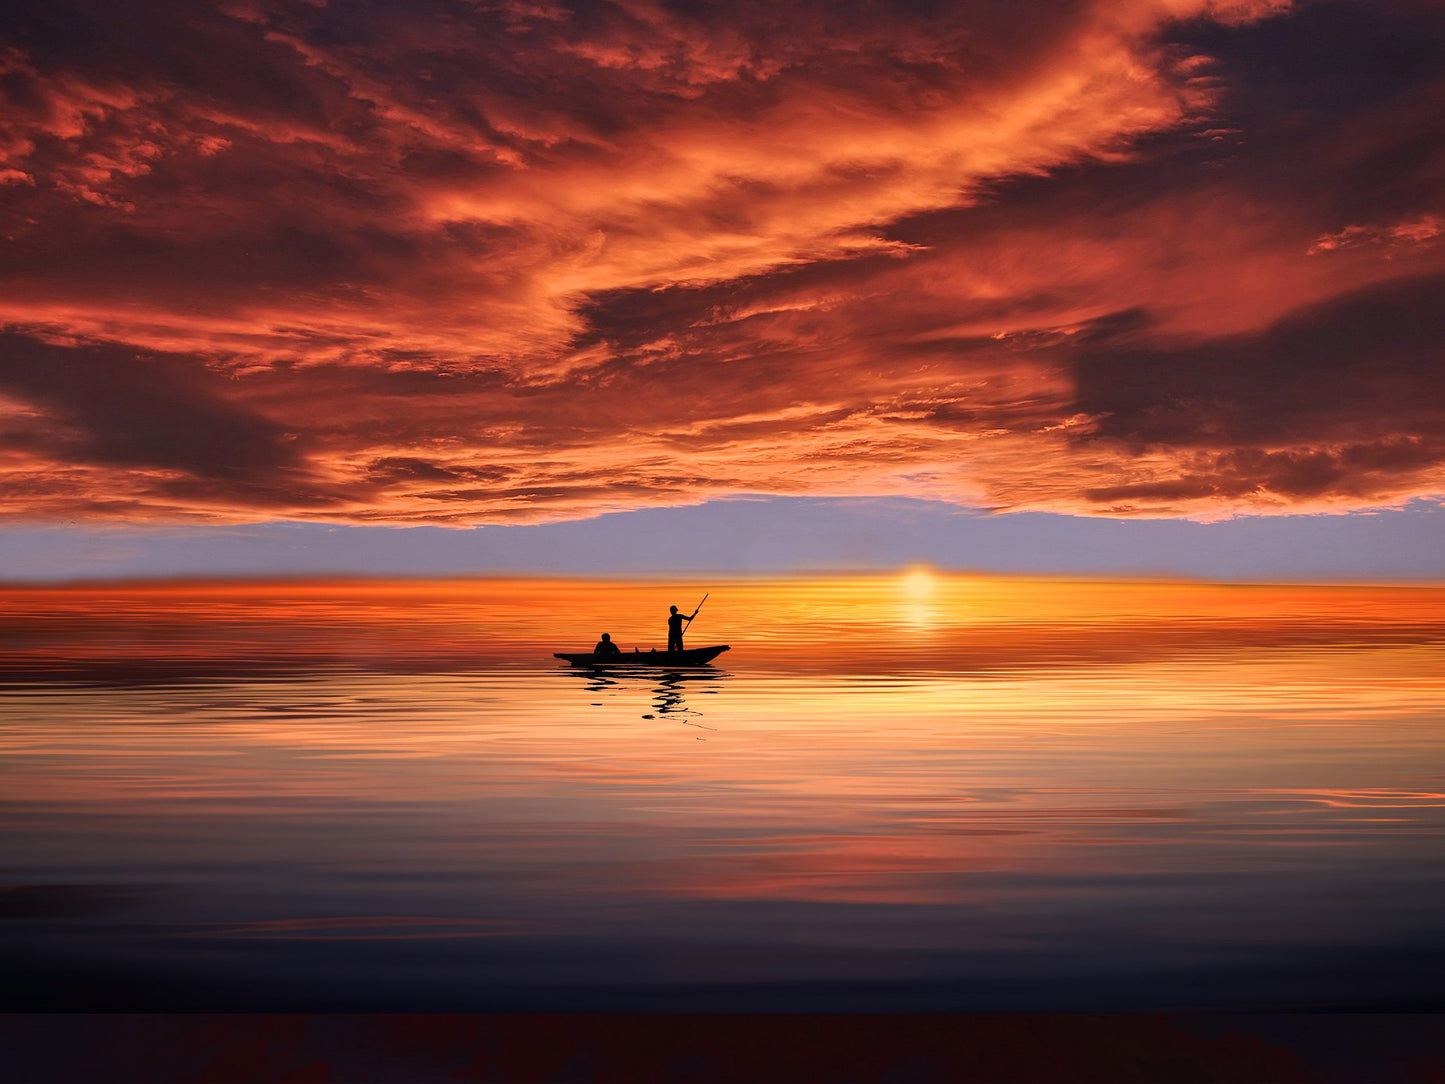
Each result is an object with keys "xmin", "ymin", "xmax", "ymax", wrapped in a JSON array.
[{"xmin": 1, "ymin": 0, "xmax": 1442, "ymax": 523}]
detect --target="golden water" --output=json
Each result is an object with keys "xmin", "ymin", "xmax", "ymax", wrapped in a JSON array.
[{"xmin": 2, "ymin": 574, "xmax": 1443, "ymax": 1009}]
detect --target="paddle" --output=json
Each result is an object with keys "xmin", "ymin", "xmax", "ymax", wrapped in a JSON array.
[{"xmin": 683, "ymin": 593, "xmax": 708, "ymax": 633}]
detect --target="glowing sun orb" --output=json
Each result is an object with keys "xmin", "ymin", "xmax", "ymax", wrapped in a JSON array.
[{"xmin": 902, "ymin": 566, "xmax": 935, "ymax": 599}]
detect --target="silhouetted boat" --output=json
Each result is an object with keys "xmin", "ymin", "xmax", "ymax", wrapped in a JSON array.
[{"xmin": 554, "ymin": 645, "xmax": 730, "ymax": 667}]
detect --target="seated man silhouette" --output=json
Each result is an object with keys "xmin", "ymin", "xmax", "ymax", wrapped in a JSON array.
[
  {"xmin": 666, "ymin": 604, "xmax": 698, "ymax": 653},
  {"xmin": 593, "ymin": 633, "xmax": 621, "ymax": 658}
]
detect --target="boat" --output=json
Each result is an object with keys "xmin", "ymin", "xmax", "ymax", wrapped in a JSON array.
[{"xmin": 553, "ymin": 645, "xmax": 730, "ymax": 667}]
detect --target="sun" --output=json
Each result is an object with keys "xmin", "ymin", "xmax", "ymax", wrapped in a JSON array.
[
  {"xmin": 897, "ymin": 566, "xmax": 941, "ymax": 630},
  {"xmin": 902, "ymin": 565, "xmax": 935, "ymax": 599}
]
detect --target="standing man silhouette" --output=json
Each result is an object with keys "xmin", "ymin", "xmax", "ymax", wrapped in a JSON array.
[{"xmin": 666, "ymin": 604, "xmax": 697, "ymax": 653}]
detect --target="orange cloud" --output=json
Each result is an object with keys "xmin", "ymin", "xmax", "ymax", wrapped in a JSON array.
[{"xmin": 1, "ymin": 0, "xmax": 1443, "ymax": 523}]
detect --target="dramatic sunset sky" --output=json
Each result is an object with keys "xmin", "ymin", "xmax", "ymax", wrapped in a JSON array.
[{"xmin": 2, "ymin": 0, "xmax": 1442, "ymax": 579}]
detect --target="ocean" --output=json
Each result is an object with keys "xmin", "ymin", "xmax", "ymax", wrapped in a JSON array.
[{"xmin": 3, "ymin": 573, "xmax": 1444, "ymax": 1011}]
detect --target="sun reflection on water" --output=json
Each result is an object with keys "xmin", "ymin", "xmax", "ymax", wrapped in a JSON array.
[{"xmin": 2, "ymin": 575, "xmax": 1445, "ymax": 1009}]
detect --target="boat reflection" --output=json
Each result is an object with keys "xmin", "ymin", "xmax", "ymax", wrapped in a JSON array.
[{"xmin": 565, "ymin": 665, "xmax": 728, "ymax": 726}]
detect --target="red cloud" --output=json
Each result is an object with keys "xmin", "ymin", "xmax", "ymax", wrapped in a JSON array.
[{"xmin": 1, "ymin": 0, "xmax": 1443, "ymax": 523}]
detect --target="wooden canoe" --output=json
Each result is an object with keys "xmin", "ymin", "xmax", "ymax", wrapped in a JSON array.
[{"xmin": 554, "ymin": 645, "xmax": 730, "ymax": 667}]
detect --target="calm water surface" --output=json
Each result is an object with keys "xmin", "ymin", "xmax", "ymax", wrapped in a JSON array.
[{"xmin": 2, "ymin": 574, "xmax": 1444, "ymax": 1010}]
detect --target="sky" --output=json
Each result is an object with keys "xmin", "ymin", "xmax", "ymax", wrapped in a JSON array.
[{"xmin": 1, "ymin": 0, "xmax": 1443, "ymax": 579}]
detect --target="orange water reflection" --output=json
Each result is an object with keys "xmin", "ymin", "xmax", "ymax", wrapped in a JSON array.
[
  {"xmin": 2, "ymin": 573, "xmax": 1442, "ymax": 676},
  {"xmin": 2, "ymin": 575, "xmax": 1444, "ymax": 1008}
]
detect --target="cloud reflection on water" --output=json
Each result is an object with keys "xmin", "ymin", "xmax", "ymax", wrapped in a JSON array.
[{"xmin": 1, "ymin": 575, "xmax": 1444, "ymax": 1009}]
